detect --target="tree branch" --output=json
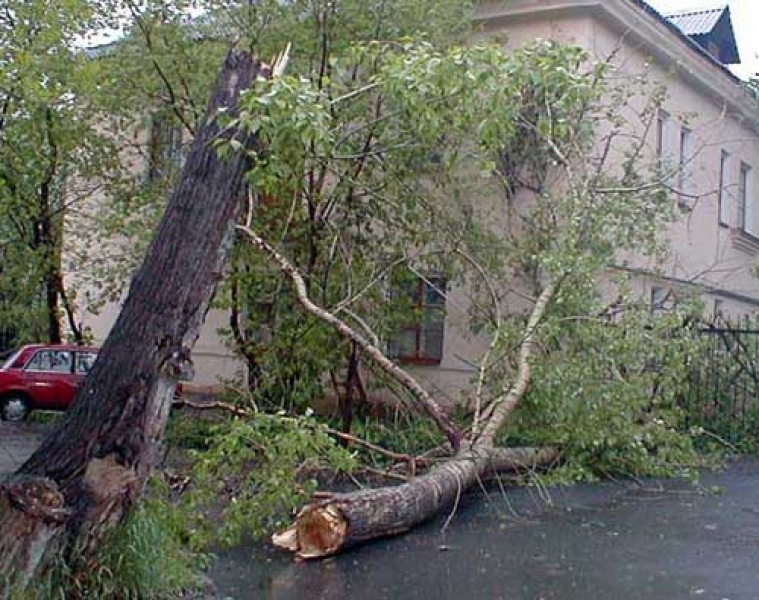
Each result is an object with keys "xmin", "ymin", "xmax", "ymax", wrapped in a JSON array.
[
  {"xmin": 237, "ymin": 225, "xmax": 463, "ymax": 451},
  {"xmin": 474, "ymin": 281, "xmax": 557, "ymax": 449}
]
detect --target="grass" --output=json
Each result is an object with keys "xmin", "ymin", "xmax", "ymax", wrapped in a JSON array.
[{"xmin": 7, "ymin": 484, "xmax": 208, "ymax": 600}]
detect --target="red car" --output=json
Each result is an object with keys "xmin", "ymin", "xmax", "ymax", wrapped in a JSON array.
[{"xmin": 0, "ymin": 344, "xmax": 99, "ymax": 421}]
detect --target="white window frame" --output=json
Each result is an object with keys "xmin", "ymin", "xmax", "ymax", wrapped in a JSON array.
[
  {"xmin": 719, "ymin": 150, "xmax": 730, "ymax": 227},
  {"xmin": 739, "ymin": 162, "xmax": 753, "ymax": 235}
]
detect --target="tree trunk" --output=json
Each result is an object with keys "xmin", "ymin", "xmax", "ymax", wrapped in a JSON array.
[
  {"xmin": 44, "ymin": 267, "xmax": 62, "ymax": 344},
  {"xmin": 272, "ymin": 446, "xmax": 558, "ymax": 559},
  {"xmin": 0, "ymin": 50, "xmax": 261, "ymax": 591},
  {"xmin": 58, "ymin": 274, "xmax": 84, "ymax": 343},
  {"xmin": 265, "ymin": 262, "xmax": 559, "ymax": 560}
]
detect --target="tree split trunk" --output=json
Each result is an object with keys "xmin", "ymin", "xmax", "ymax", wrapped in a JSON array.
[
  {"xmin": 0, "ymin": 50, "xmax": 262, "ymax": 591},
  {"xmin": 272, "ymin": 446, "xmax": 558, "ymax": 559},
  {"xmin": 242, "ymin": 222, "xmax": 560, "ymax": 560}
]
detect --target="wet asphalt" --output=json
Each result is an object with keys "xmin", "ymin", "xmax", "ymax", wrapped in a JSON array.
[
  {"xmin": 3, "ymin": 422, "xmax": 758, "ymax": 600},
  {"xmin": 0, "ymin": 421, "xmax": 48, "ymax": 474},
  {"xmin": 211, "ymin": 458, "xmax": 759, "ymax": 600}
]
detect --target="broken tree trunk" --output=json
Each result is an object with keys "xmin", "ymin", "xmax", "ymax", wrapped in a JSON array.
[
  {"xmin": 245, "ymin": 220, "xmax": 560, "ymax": 559},
  {"xmin": 0, "ymin": 50, "xmax": 262, "ymax": 590},
  {"xmin": 272, "ymin": 446, "xmax": 558, "ymax": 559}
]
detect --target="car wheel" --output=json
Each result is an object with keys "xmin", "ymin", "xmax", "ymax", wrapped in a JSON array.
[{"xmin": 1, "ymin": 395, "xmax": 30, "ymax": 422}]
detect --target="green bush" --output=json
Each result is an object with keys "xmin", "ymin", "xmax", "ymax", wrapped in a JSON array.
[
  {"xmin": 183, "ymin": 410, "xmax": 356, "ymax": 548},
  {"xmin": 167, "ymin": 411, "xmax": 218, "ymax": 451},
  {"xmin": 347, "ymin": 411, "xmax": 450, "ymax": 467},
  {"xmin": 502, "ymin": 306, "xmax": 706, "ymax": 482}
]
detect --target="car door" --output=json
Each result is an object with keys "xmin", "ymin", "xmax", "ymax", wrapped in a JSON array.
[{"xmin": 23, "ymin": 349, "xmax": 77, "ymax": 409}]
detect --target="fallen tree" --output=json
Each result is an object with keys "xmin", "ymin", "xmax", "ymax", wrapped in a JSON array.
[
  {"xmin": 221, "ymin": 40, "xmax": 692, "ymax": 559},
  {"xmin": 0, "ymin": 49, "xmax": 273, "ymax": 591},
  {"xmin": 273, "ymin": 446, "xmax": 559, "ymax": 558},
  {"xmin": 239, "ymin": 228, "xmax": 559, "ymax": 558}
]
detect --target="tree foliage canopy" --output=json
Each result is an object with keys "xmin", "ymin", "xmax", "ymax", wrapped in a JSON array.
[{"xmin": 0, "ymin": 0, "xmax": 712, "ymax": 561}]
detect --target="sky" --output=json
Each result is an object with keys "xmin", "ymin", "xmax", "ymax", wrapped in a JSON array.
[{"xmin": 646, "ymin": 0, "xmax": 758, "ymax": 79}]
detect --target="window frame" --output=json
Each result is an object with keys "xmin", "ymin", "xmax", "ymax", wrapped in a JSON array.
[
  {"xmin": 24, "ymin": 349, "xmax": 74, "ymax": 374},
  {"xmin": 678, "ymin": 126, "xmax": 693, "ymax": 208},
  {"xmin": 389, "ymin": 276, "xmax": 446, "ymax": 366},
  {"xmin": 719, "ymin": 150, "xmax": 731, "ymax": 228},
  {"xmin": 650, "ymin": 285, "xmax": 668, "ymax": 314},
  {"xmin": 655, "ymin": 110, "xmax": 669, "ymax": 164},
  {"xmin": 738, "ymin": 162, "xmax": 752, "ymax": 233},
  {"xmin": 713, "ymin": 298, "xmax": 725, "ymax": 319},
  {"xmin": 74, "ymin": 351, "xmax": 98, "ymax": 375}
]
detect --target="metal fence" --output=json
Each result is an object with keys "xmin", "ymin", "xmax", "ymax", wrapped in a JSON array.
[{"xmin": 685, "ymin": 318, "xmax": 759, "ymax": 445}]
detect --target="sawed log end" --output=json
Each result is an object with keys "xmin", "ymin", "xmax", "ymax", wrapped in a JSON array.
[{"xmin": 272, "ymin": 503, "xmax": 348, "ymax": 559}]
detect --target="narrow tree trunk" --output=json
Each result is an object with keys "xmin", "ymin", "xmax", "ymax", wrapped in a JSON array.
[
  {"xmin": 44, "ymin": 268, "xmax": 62, "ymax": 343},
  {"xmin": 58, "ymin": 275, "xmax": 84, "ymax": 343},
  {"xmin": 40, "ymin": 106, "xmax": 63, "ymax": 345},
  {"xmin": 338, "ymin": 342, "xmax": 360, "ymax": 434},
  {"xmin": 0, "ymin": 50, "xmax": 262, "ymax": 591},
  {"xmin": 273, "ymin": 447, "xmax": 558, "ymax": 559}
]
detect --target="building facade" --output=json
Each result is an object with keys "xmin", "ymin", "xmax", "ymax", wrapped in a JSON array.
[{"xmin": 71, "ymin": 1, "xmax": 759, "ymax": 404}]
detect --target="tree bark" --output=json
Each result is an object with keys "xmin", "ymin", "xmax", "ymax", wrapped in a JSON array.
[{"xmin": 0, "ymin": 50, "xmax": 262, "ymax": 591}]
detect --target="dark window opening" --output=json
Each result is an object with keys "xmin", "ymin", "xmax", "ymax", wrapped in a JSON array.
[{"xmin": 388, "ymin": 276, "xmax": 446, "ymax": 365}]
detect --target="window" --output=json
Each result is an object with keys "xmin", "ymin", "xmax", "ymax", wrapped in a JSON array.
[
  {"xmin": 147, "ymin": 115, "xmax": 184, "ymax": 183},
  {"xmin": 719, "ymin": 150, "xmax": 730, "ymax": 227},
  {"xmin": 706, "ymin": 40, "xmax": 721, "ymax": 62},
  {"xmin": 739, "ymin": 162, "xmax": 752, "ymax": 233},
  {"xmin": 388, "ymin": 276, "xmax": 446, "ymax": 364},
  {"xmin": 75, "ymin": 351, "xmax": 97, "ymax": 374},
  {"xmin": 678, "ymin": 127, "xmax": 693, "ymax": 207},
  {"xmin": 650, "ymin": 286, "xmax": 668, "ymax": 314},
  {"xmin": 26, "ymin": 350, "xmax": 72, "ymax": 373},
  {"xmin": 713, "ymin": 298, "xmax": 725, "ymax": 318}
]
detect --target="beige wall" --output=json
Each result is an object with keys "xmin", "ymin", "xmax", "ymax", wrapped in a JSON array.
[
  {"xmin": 63, "ymin": 118, "xmax": 242, "ymax": 390},
  {"xmin": 67, "ymin": 0, "xmax": 759, "ymax": 399},
  {"xmin": 476, "ymin": 0, "xmax": 759, "ymax": 317}
]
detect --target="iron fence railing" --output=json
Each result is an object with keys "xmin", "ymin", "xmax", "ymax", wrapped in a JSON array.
[{"xmin": 686, "ymin": 317, "xmax": 759, "ymax": 445}]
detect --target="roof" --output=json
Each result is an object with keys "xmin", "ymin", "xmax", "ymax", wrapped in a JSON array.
[
  {"xmin": 627, "ymin": 0, "xmax": 741, "ymax": 70},
  {"xmin": 661, "ymin": 3, "xmax": 740, "ymax": 64},
  {"xmin": 18, "ymin": 343, "xmax": 99, "ymax": 352},
  {"xmin": 664, "ymin": 5, "xmax": 726, "ymax": 36}
]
